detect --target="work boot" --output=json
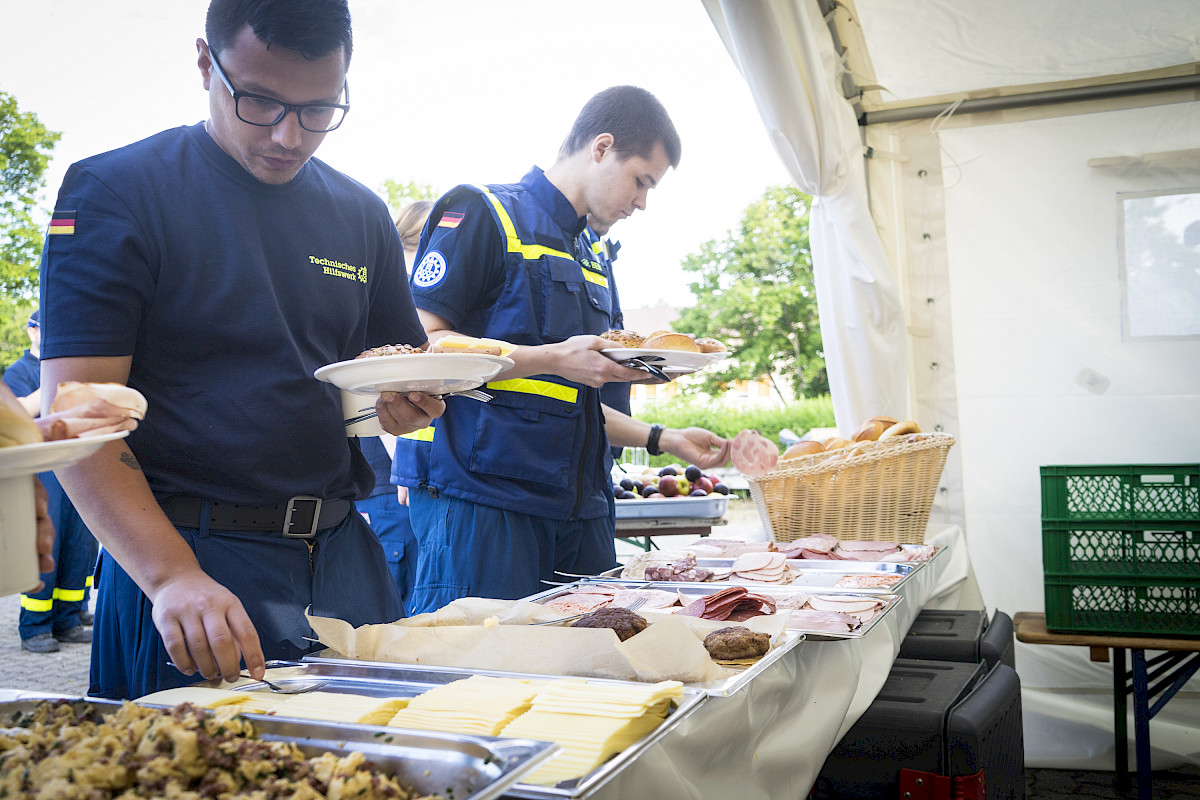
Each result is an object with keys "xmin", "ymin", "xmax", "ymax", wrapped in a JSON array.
[
  {"xmin": 20, "ymin": 633, "xmax": 60, "ymax": 653},
  {"xmin": 79, "ymin": 610, "xmax": 94, "ymax": 626},
  {"xmin": 53, "ymin": 626, "xmax": 92, "ymax": 644}
]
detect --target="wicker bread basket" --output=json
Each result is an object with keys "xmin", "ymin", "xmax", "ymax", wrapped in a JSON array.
[{"xmin": 747, "ymin": 432, "xmax": 955, "ymax": 545}]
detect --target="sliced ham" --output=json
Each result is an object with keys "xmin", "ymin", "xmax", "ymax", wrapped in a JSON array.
[
  {"xmin": 786, "ymin": 609, "xmax": 861, "ymax": 633},
  {"xmin": 730, "ymin": 429, "xmax": 779, "ymax": 477},
  {"xmin": 833, "ymin": 574, "xmax": 902, "ymax": 589},
  {"xmin": 806, "ymin": 595, "xmax": 884, "ymax": 614}
]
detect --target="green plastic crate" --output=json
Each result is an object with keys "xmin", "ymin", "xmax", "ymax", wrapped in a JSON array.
[
  {"xmin": 1040, "ymin": 464, "xmax": 1200, "ymax": 523},
  {"xmin": 1042, "ymin": 522, "xmax": 1200, "ymax": 579},
  {"xmin": 1044, "ymin": 575, "xmax": 1200, "ymax": 636}
]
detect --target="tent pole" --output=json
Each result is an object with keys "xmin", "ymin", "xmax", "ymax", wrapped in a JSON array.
[{"xmin": 860, "ymin": 73, "xmax": 1200, "ymax": 125}]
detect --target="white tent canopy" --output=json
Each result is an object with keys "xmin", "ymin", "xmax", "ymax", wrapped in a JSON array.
[{"xmin": 704, "ymin": 0, "xmax": 1200, "ymax": 771}]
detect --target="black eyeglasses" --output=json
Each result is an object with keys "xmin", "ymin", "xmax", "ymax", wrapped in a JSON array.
[{"xmin": 208, "ymin": 46, "xmax": 349, "ymax": 133}]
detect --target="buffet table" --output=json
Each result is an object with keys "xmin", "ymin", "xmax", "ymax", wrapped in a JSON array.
[
  {"xmin": 0, "ymin": 526, "xmax": 976, "ymax": 800},
  {"xmin": 615, "ymin": 515, "xmax": 726, "ymax": 551},
  {"xmin": 523, "ymin": 524, "xmax": 974, "ymax": 799}
]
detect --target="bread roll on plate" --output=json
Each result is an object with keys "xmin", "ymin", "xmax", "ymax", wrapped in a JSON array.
[
  {"xmin": 694, "ymin": 337, "xmax": 726, "ymax": 353},
  {"xmin": 0, "ymin": 392, "xmax": 42, "ymax": 448},
  {"xmin": 599, "ymin": 329, "xmax": 645, "ymax": 348},
  {"xmin": 642, "ymin": 332, "xmax": 700, "ymax": 352}
]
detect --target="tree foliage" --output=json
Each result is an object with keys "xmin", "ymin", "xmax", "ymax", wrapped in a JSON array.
[
  {"xmin": 0, "ymin": 91, "xmax": 60, "ymax": 297},
  {"xmin": 380, "ymin": 178, "xmax": 439, "ymax": 212},
  {"xmin": 674, "ymin": 184, "xmax": 827, "ymax": 401}
]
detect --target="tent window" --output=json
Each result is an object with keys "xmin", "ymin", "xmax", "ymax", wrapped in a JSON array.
[{"xmin": 1118, "ymin": 188, "xmax": 1200, "ymax": 340}]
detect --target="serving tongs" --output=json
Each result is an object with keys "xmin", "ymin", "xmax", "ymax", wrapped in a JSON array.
[
  {"xmin": 620, "ymin": 357, "xmax": 672, "ymax": 382},
  {"xmin": 344, "ymin": 388, "xmax": 492, "ymax": 427}
]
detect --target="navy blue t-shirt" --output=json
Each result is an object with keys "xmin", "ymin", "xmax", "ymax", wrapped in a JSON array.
[
  {"xmin": 39, "ymin": 123, "xmax": 425, "ymax": 504},
  {"xmin": 1, "ymin": 350, "xmax": 39, "ymax": 397}
]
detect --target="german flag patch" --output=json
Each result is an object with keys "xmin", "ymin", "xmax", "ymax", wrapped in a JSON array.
[
  {"xmin": 437, "ymin": 211, "xmax": 464, "ymax": 229},
  {"xmin": 49, "ymin": 210, "xmax": 76, "ymax": 235}
]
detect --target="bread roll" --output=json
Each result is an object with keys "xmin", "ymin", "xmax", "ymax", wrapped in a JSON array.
[
  {"xmin": 51, "ymin": 382, "xmax": 147, "ymax": 419},
  {"xmin": 851, "ymin": 419, "xmax": 887, "ymax": 442},
  {"xmin": 878, "ymin": 420, "xmax": 921, "ymax": 439},
  {"xmin": 0, "ymin": 402, "xmax": 42, "ymax": 448},
  {"xmin": 642, "ymin": 332, "xmax": 700, "ymax": 352},
  {"xmin": 599, "ymin": 329, "xmax": 645, "ymax": 348},
  {"xmin": 867, "ymin": 415, "xmax": 900, "ymax": 428},
  {"xmin": 781, "ymin": 441, "xmax": 825, "ymax": 460},
  {"xmin": 429, "ymin": 334, "xmax": 515, "ymax": 357},
  {"xmin": 822, "ymin": 437, "xmax": 850, "ymax": 451},
  {"xmin": 694, "ymin": 337, "xmax": 727, "ymax": 353}
]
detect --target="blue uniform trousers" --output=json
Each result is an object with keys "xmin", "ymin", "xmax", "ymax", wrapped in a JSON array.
[
  {"xmin": 19, "ymin": 471, "xmax": 98, "ymax": 640},
  {"xmin": 407, "ymin": 492, "xmax": 618, "ymax": 615},
  {"xmin": 89, "ymin": 506, "xmax": 402, "ymax": 700},
  {"xmin": 357, "ymin": 492, "xmax": 418, "ymax": 615}
]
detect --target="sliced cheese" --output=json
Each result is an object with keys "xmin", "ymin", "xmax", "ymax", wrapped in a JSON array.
[
  {"xmin": 271, "ymin": 691, "xmax": 409, "ymax": 725},
  {"xmin": 433, "ymin": 334, "xmax": 517, "ymax": 357}
]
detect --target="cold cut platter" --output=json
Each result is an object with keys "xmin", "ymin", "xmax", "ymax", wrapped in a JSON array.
[
  {"xmin": 530, "ymin": 581, "xmax": 902, "ymax": 643},
  {"xmin": 604, "ymin": 552, "xmax": 918, "ymax": 593}
]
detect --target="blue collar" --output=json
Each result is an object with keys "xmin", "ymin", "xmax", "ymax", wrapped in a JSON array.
[{"xmin": 519, "ymin": 167, "xmax": 586, "ymax": 238}]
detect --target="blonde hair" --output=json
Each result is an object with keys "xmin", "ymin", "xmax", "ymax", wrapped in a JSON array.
[{"xmin": 394, "ymin": 200, "xmax": 434, "ymax": 253}]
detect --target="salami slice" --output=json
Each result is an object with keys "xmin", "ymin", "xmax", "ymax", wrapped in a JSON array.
[{"xmin": 730, "ymin": 429, "xmax": 780, "ymax": 477}]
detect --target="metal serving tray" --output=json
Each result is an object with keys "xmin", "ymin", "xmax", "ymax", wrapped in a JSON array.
[
  {"xmin": 602, "ymin": 558, "xmax": 917, "ymax": 593},
  {"xmin": 614, "ymin": 494, "xmax": 729, "ymax": 520},
  {"xmin": 531, "ymin": 580, "xmax": 902, "ymax": 642},
  {"xmin": 0, "ymin": 693, "xmax": 554, "ymax": 800},
  {"xmin": 219, "ymin": 660, "xmax": 707, "ymax": 800}
]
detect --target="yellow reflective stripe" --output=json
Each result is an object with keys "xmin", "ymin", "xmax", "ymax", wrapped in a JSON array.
[
  {"xmin": 581, "ymin": 269, "xmax": 608, "ymax": 289},
  {"xmin": 53, "ymin": 587, "xmax": 86, "ymax": 602},
  {"xmin": 476, "ymin": 186, "xmax": 574, "ymax": 262},
  {"xmin": 591, "ymin": 240, "xmax": 604, "ymax": 255},
  {"xmin": 400, "ymin": 426, "xmax": 435, "ymax": 442},
  {"xmin": 20, "ymin": 595, "xmax": 53, "ymax": 612},
  {"xmin": 486, "ymin": 378, "xmax": 578, "ymax": 404},
  {"xmin": 85, "ymin": 575, "xmax": 94, "ymax": 588}
]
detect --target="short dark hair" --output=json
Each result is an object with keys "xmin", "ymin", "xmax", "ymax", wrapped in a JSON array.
[
  {"xmin": 206, "ymin": 0, "xmax": 353, "ymax": 64},
  {"xmin": 559, "ymin": 86, "xmax": 681, "ymax": 168}
]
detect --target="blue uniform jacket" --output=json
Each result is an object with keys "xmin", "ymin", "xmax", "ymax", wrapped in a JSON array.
[{"xmin": 395, "ymin": 171, "xmax": 620, "ymax": 521}]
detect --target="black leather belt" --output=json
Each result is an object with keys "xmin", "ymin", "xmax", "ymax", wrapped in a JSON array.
[{"xmin": 158, "ymin": 495, "xmax": 352, "ymax": 538}]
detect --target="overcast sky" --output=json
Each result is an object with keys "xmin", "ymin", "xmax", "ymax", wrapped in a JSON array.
[{"xmin": 0, "ymin": 0, "xmax": 792, "ymax": 310}]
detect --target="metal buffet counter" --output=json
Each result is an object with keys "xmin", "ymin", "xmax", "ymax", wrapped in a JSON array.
[
  {"xmin": 0, "ymin": 526, "xmax": 974, "ymax": 800},
  {"xmin": 555, "ymin": 524, "xmax": 973, "ymax": 799}
]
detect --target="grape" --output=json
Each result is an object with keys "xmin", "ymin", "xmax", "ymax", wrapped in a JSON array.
[
  {"xmin": 713, "ymin": 483, "xmax": 730, "ymax": 495},
  {"xmin": 689, "ymin": 488, "xmax": 708, "ymax": 497},
  {"xmin": 658, "ymin": 466, "xmax": 678, "ymax": 477},
  {"xmin": 684, "ymin": 465, "xmax": 702, "ymax": 482},
  {"xmin": 619, "ymin": 478, "xmax": 635, "ymax": 491}
]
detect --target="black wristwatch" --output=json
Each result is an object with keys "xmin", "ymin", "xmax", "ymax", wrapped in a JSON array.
[{"xmin": 646, "ymin": 423, "xmax": 665, "ymax": 456}]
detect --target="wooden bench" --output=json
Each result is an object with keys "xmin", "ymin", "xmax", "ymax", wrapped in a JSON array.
[{"xmin": 1013, "ymin": 611, "xmax": 1200, "ymax": 800}]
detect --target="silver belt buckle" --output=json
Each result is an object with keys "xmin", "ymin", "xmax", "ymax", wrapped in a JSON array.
[{"xmin": 283, "ymin": 495, "xmax": 322, "ymax": 538}]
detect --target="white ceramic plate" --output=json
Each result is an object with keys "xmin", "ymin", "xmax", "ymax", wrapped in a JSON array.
[
  {"xmin": 0, "ymin": 430, "xmax": 130, "ymax": 480},
  {"xmin": 601, "ymin": 347, "xmax": 729, "ymax": 373},
  {"xmin": 315, "ymin": 352, "xmax": 514, "ymax": 396}
]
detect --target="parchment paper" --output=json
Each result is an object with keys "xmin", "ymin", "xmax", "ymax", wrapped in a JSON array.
[{"xmin": 307, "ymin": 598, "xmax": 790, "ymax": 684}]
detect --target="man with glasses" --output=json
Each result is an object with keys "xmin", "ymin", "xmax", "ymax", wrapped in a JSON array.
[{"xmin": 38, "ymin": 0, "xmax": 444, "ymax": 699}]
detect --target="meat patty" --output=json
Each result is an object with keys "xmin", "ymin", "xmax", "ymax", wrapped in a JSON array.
[
  {"xmin": 703, "ymin": 626, "xmax": 771, "ymax": 660},
  {"xmin": 570, "ymin": 607, "xmax": 649, "ymax": 641}
]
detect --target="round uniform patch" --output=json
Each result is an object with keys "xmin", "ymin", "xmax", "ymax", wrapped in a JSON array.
[{"xmin": 413, "ymin": 251, "xmax": 447, "ymax": 288}]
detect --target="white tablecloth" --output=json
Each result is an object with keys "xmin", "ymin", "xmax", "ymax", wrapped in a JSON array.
[{"xmin": 586, "ymin": 524, "xmax": 975, "ymax": 799}]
